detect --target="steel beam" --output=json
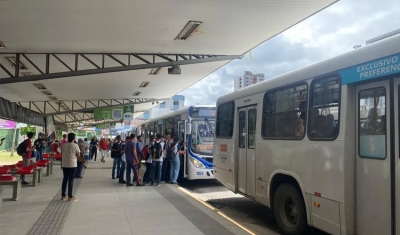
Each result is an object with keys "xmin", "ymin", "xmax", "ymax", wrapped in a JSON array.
[
  {"xmin": 16, "ymin": 98, "xmax": 166, "ymax": 119},
  {"xmin": 0, "ymin": 53, "xmax": 241, "ymax": 84},
  {"xmin": 62, "ymin": 109, "xmax": 147, "ymax": 124}
]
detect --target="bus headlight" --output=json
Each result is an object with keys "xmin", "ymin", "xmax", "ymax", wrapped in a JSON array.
[{"xmin": 189, "ymin": 156, "xmax": 205, "ymax": 168}]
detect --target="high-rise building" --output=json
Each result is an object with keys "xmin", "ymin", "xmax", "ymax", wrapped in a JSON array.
[
  {"xmin": 234, "ymin": 71, "xmax": 265, "ymax": 91},
  {"xmin": 137, "ymin": 95, "xmax": 185, "ymax": 120}
]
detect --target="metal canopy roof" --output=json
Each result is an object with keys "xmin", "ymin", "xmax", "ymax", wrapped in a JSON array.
[{"xmin": 0, "ymin": 0, "xmax": 337, "ymax": 127}]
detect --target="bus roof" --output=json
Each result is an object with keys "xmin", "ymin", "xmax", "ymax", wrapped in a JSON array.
[
  {"xmin": 217, "ymin": 34, "xmax": 400, "ymax": 104},
  {"xmin": 141, "ymin": 105, "xmax": 216, "ymax": 125}
]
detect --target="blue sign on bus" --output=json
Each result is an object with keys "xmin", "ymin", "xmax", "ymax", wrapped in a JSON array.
[{"xmin": 339, "ymin": 53, "xmax": 400, "ymax": 84}]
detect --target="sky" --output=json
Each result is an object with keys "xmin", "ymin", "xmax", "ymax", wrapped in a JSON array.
[{"xmin": 179, "ymin": 0, "xmax": 400, "ymax": 106}]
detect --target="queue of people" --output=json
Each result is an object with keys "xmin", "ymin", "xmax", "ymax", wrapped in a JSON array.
[{"xmin": 110, "ymin": 133, "xmax": 185, "ymax": 187}]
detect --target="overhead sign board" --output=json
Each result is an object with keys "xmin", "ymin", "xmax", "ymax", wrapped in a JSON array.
[
  {"xmin": 0, "ymin": 119, "xmax": 16, "ymax": 129},
  {"xmin": 77, "ymin": 130, "xmax": 86, "ymax": 136},
  {"xmin": 93, "ymin": 106, "xmax": 134, "ymax": 120},
  {"xmin": 340, "ymin": 54, "xmax": 400, "ymax": 84}
]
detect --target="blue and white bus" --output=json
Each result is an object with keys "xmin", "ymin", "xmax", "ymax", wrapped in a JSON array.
[
  {"xmin": 140, "ymin": 105, "xmax": 216, "ymax": 180},
  {"xmin": 214, "ymin": 35, "xmax": 400, "ymax": 235}
]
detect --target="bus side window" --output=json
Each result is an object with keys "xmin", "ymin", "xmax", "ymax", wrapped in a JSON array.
[
  {"xmin": 262, "ymin": 83, "xmax": 307, "ymax": 140},
  {"xmin": 308, "ymin": 76, "xmax": 340, "ymax": 140}
]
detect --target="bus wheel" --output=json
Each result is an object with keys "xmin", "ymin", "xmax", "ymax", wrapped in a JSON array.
[{"xmin": 273, "ymin": 183, "xmax": 307, "ymax": 235}]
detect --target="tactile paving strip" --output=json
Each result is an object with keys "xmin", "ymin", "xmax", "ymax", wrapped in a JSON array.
[{"xmin": 27, "ymin": 170, "xmax": 85, "ymax": 235}]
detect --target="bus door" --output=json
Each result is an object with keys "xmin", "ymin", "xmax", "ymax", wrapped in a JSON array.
[
  {"xmin": 237, "ymin": 106, "xmax": 257, "ymax": 198},
  {"xmin": 356, "ymin": 79, "xmax": 392, "ymax": 235},
  {"xmin": 178, "ymin": 120, "xmax": 188, "ymax": 178}
]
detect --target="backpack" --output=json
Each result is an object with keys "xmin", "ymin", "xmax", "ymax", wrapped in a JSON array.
[
  {"xmin": 17, "ymin": 140, "xmax": 27, "ymax": 156},
  {"xmin": 166, "ymin": 143, "xmax": 178, "ymax": 159},
  {"xmin": 141, "ymin": 145, "xmax": 150, "ymax": 160},
  {"xmin": 153, "ymin": 142, "xmax": 162, "ymax": 160}
]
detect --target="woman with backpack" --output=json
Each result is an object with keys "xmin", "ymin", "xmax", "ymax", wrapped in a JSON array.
[{"xmin": 168, "ymin": 137, "xmax": 182, "ymax": 184}]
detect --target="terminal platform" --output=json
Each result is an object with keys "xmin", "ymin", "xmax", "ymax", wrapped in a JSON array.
[{"xmin": 0, "ymin": 159, "xmax": 252, "ymax": 235}]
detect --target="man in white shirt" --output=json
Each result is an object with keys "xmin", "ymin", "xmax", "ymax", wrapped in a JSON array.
[
  {"xmin": 61, "ymin": 133, "xmax": 80, "ymax": 202},
  {"xmin": 151, "ymin": 134, "xmax": 164, "ymax": 186}
]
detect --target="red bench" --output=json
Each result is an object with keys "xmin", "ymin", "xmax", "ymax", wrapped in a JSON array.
[
  {"xmin": 0, "ymin": 167, "xmax": 10, "ymax": 175},
  {"xmin": 0, "ymin": 175, "xmax": 21, "ymax": 201},
  {"xmin": 9, "ymin": 167, "xmax": 39, "ymax": 187},
  {"xmin": 37, "ymin": 160, "xmax": 51, "ymax": 176},
  {"xmin": 54, "ymin": 153, "xmax": 62, "ymax": 160}
]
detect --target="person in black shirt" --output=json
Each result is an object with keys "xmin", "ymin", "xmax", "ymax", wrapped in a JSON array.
[
  {"xmin": 34, "ymin": 134, "xmax": 46, "ymax": 161},
  {"xmin": 90, "ymin": 137, "xmax": 99, "ymax": 162},
  {"xmin": 111, "ymin": 135, "xmax": 123, "ymax": 180}
]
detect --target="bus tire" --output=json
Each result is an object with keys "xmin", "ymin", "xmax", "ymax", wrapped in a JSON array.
[{"xmin": 273, "ymin": 183, "xmax": 307, "ymax": 235}]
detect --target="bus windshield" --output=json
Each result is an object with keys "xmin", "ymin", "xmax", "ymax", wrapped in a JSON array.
[{"xmin": 191, "ymin": 119, "xmax": 214, "ymax": 155}]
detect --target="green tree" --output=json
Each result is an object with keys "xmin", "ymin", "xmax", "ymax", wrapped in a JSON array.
[
  {"xmin": 20, "ymin": 124, "xmax": 36, "ymax": 137},
  {"xmin": 56, "ymin": 130, "xmax": 63, "ymax": 140}
]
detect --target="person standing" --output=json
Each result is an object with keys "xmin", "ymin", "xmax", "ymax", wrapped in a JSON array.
[
  {"xmin": 90, "ymin": 137, "xmax": 99, "ymax": 162},
  {"xmin": 111, "ymin": 135, "xmax": 123, "ymax": 180},
  {"xmin": 83, "ymin": 138, "xmax": 90, "ymax": 168},
  {"xmin": 99, "ymin": 138, "xmax": 109, "ymax": 163},
  {"xmin": 169, "ymin": 137, "xmax": 181, "ymax": 184},
  {"xmin": 124, "ymin": 134, "xmax": 143, "ymax": 186},
  {"xmin": 60, "ymin": 134, "xmax": 67, "ymax": 147},
  {"xmin": 61, "ymin": 133, "xmax": 80, "ymax": 202},
  {"xmin": 118, "ymin": 137, "xmax": 127, "ymax": 184},
  {"xmin": 143, "ymin": 136, "xmax": 154, "ymax": 185},
  {"xmin": 133, "ymin": 135, "xmax": 143, "ymax": 183},
  {"xmin": 34, "ymin": 134, "xmax": 45, "ymax": 161},
  {"xmin": 151, "ymin": 134, "xmax": 164, "ymax": 186},
  {"xmin": 21, "ymin": 132, "xmax": 34, "ymax": 185},
  {"xmin": 75, "ymin": 138, "xmax": 85, "ymax": 178},
  {"xmin": 161, "ymin": 134, "xmax": 172, "ymax": 183}
]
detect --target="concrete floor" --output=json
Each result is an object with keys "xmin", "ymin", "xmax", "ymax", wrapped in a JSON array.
[{"xmin": 0, "ymin": 159, "xmax": 253, "ymax": 235}]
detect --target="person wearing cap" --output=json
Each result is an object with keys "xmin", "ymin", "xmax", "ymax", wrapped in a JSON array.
[{"xmin": 75, "ymin": 138, "xmax": 85, "ymax": 178}]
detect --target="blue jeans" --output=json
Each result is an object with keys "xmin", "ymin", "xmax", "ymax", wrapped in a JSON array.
[
  {"xmin": 169, "ymin": 156, "xmax": 180, "ymax": 183},
  {"xmin": 35, "ymin": 150, "xmax": 43, "ymax": 161},
  {"xmin": 152, "ymin": 161, "xmax": 163, "ymax": 184},
  {"xmin": 75, "ymin": 161, "xmax": 83, "ymax": 178},
  {"xmin": 143, "ymin": 162, "xmax": 153, "ymax": 184},
  {"xmin": 119, "ymin": 161, "xmax": 126, "ymax": 182},
  {"xmin": 112, "ymin": 158, "xmax": 122, "ymax": 178},
  {"xmin": 126, "ymin": 159, "xmax": 140, "ymax": 185},
  {"xmin": 84, "ymin": 154, "xmax": 90, "ymax": 161}
]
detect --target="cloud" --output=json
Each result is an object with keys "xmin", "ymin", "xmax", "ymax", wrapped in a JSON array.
[{"xmin": 180, "ymin": 0, "xmax": 400, "ymax": 106}]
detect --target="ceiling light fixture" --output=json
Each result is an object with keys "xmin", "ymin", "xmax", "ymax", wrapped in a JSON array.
[
  {"xmin": 33, "ymin": 83, "xmax": 47, "ymax": 90},
  {"xmin": 168, "ymin": 65, "xmax": 181, "ymax": 75},
  {"xmin": 149, "ymin": 67, "xmax": 161, "ymax": 75},
  {"xmin": 133, "ymin": 91, "xmax": 141, "ymax": 96},
  {"xmin": 139, "ymin": 81, "xmax": 150, "ymax": 88},
  {"xmin": 21, "ymin": 72, "xmax": 34, "ymax": 76},
  {"xmin": 5, "ymin": 57, "xmax": 27, "ymax": 70},
  {"xmin": 42, "ymin": 91, "xmax": 53, "ymax": 96},
  {"xmin": 49, "ymin": 96, "xmax": 58, "ymax": 100},
  {"xmin": 175, "ymin": 21, "xmax": 202, "ymax": 41},
  {"xmin": 0, "ymin": 41, "xmax": 5, "ymax": 49}
]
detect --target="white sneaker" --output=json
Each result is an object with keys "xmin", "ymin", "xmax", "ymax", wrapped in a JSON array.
[{"xmin": 68, "ymin": 197, "xmax": 78, "ymax": 202}]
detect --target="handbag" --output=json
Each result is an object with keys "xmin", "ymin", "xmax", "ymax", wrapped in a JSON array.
[{"xmin": 121, "ymin": 153, "xmax": 126, "ymax": 162}]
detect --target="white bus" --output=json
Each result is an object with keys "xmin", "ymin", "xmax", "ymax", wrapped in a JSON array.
[
  {"xmin": 140, "ymin": 105, "xmax": 216, "ymax": 180},
  {"xmin": 214, "ymin": 34, "xmax": 400, "ymax": 235}
]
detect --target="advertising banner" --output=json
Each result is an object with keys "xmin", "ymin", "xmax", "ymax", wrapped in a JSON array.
[
  {"xmin": 123, "ymin": 106, "xmax": 134, "ymax": 121},
  {"xmin": 77, "ymin": 130, "xmax": 87, "ymax": 136},
  {"xmin": 94, "ymin": 106, "xmax": 134, "ymax": 120},
  {"xmin": 0, "ymin": 119, "xmax": 16, "ymax": 129}
]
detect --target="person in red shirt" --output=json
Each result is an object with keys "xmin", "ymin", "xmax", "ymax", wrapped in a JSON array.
[
  {"xmin": 21, "ymin": 132, "xmax": 34, "ymax": 185},
  {"xmin": 52, "ymin": 140, "xmax": 60, "ymax": 154},
  {"xmin": 99, "ymin": 138, "xmax": 109, "ymax": 163}
]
